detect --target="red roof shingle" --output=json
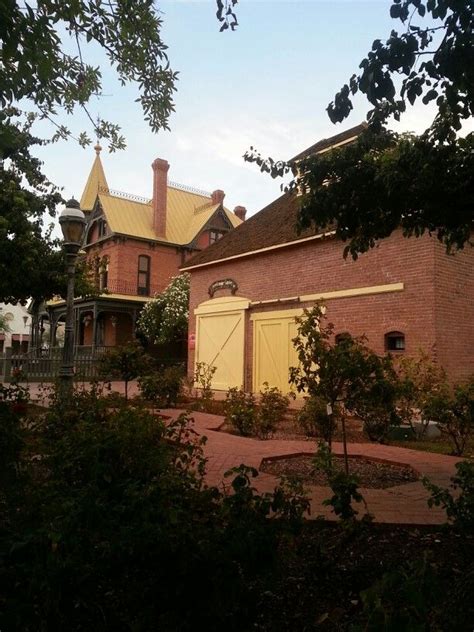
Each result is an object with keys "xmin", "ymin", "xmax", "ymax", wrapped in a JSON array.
[{"xmin": 182, "ymin": 124, "xmax": 365, "ymax": 270}]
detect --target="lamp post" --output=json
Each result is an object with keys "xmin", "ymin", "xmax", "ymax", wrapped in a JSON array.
[{"xmin": 58, "ymin": 198, "xmax": 86, "ymax": 400}]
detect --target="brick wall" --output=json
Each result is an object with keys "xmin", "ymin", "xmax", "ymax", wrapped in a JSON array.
[
  {"xmin": 187, "ymin": 230, "xmax": 474, "ymax": 384},
  {"xmin": 434, "ymin": 240, "xmax": 474, "ymax": 381},
  {"xmin": 86, "ymin": 238, "xmax": 182, "ymax": 296}
]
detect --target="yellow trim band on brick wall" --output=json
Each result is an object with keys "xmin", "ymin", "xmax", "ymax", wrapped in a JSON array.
[
  {"xmin": 248, "ymin": 282, "xmax": 404, "ymax": 311},
  {"xmin": 299, "ymin": 282, "xmax": 404, "ymax": 302}
]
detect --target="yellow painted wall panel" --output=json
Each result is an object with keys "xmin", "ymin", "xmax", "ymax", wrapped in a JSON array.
[
  {"xmin": 196, "ymin": 310, "xmax": 245, "ymax": 390},
  {"xmin": 253, "ymin": 315, "xmax": 300, "ymax": 394}
]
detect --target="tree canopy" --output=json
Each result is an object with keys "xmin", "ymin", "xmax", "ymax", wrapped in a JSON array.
[
  {"xmin": 328, "ymin": 0, "xmax": 474, "ymax": 142},
  {"xmin": 245, "ymin": 0, "xmax": 474, "ymax": 257},
  {"xmin": 1, "ymin": 0, "xmax": 179, "ymax": 303}
]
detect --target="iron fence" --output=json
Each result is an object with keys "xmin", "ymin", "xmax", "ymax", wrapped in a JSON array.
[{"xmin": 0, "ymin": 346, "xmax": 110, "ymax": 383}]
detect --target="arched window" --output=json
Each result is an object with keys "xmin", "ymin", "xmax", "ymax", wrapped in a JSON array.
[
  {"xmin": 137, "ymin": 255, "xmax": 151, "ymax": 296},
  {"xmin": 385, "ymin": 331, "xmax": 405, "ymax": 351}
]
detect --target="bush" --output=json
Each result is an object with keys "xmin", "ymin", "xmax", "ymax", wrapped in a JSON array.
[
  {"xmin": 194, "ymin": 361, "xmax": 216, "ymax": 410},
  {"xmin": 424, "ymin": 460, "xmax": 474, "ymax": 533},
  {"xmin": 138, "ymin": 365, "xmax": 184, "ymax": 407},
  {"xmin": 98, "ymin": 341, "xmax": 152, "ymax": 400},
  {"xmin": 423, "ymin": 377, "xmax": 474, "ymax": 456},
  {"xmin": 313, "ymin": 443, "xmax": 367, "ymax": 522},
  {"xmin": 353, "ymin": 373, "xmax": 400, "ymax": 443},
  {"xmin": 0, "ymin": 383, "xmax": 29, "ymax": 485},
  {"xmin": 394, "ymin": 353, "xmax": 446, "ymax": 437},
  {"xmin": 297, "ymin": 395, "xmax": 334, "ymax": 439},
  {"xmin": 354, "ymin": 555, "xmax": 439, "ymax": 631},
  {"xmin": 225, "ymin": 387, "xmax": 256, "ymax": 436},
  {"xmin": 255, "ymin": 382, "xmax": 290, "ymax": 439},
  {"xmin": 1, "ymin": 396, "xmax": 309, "ymax": 631}
]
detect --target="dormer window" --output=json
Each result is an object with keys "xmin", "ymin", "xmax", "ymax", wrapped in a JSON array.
[
  {"xmin": 210, "ymin": 230, "xmax": 224, "ymax": 244},
  {"xmin": 98, "ymin": 218, "xmax": 107, "ymax": 238}
]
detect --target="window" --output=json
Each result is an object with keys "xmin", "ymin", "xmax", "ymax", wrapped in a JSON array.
[
  {"xmin": 99, "ymin": 257, "xmax": 109, "ymax": 290},
  {"xmin": 98, "ymin": 218, "xmax": 107, "ymax": 238},
  {"xmin": 137, "ymin": 255, "xmax": 150, "ymax": 296},
  {"xmin": 209, "ymin": 230, "xmax": 224, "ymax": 244},
  {"xmin": 385, "ymin": 331, "xmax": 405, "ymax": 351}
]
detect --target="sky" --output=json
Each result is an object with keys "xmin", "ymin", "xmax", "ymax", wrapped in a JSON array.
[{"xmin": 34, "ymin": 0, "xmax": 467, "ymax": 221}]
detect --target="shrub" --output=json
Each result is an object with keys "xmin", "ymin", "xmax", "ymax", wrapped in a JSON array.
[
  {"xmin": 355, "ymin": 555, "xmax": 439, "ymax": 631},
  {"xmin": 1, "ymin": 397, "xmax": 310, "ymax": 631},
  {"xmin": 255, "ymin": 382, "xmax": 290, "ymax": 439},
  {"xmin": 351, "ymin": 361, "xmax": 400, "ymax": 443},
  {"xmin": 297, "ymin": 395, "xmax": 335, "ymax": 439},
  {"xmin": 138, "ymin": 365, "xmax": 184, "ymax": 407},
  {"xmin": 394, "ymin": 352, "xmax": 446, "ymax": 437},
  {"xmin": 423, "ymin": 378, "xmax": 474, "ymax": 456},
  {"xmin": 225, "ymin": 387, "xmax": 256, "ymax": 436},
  {"xmin": 313, "ymin": 443, "xmax": 367, "ymax": 522},
  {"xmin": 194, "ymin": 361, "xmax": 216, "ymax": 410},
  {"xmin": 136, "ymin": 273, "xmax": 190, "ymax": 345},
  {"xmin": 424, "ymin": 460, "xmax": 474, "ymax": 533},
  {"xmin": 0, "ymin": 383, "xmax": 28, "ymax": 485},
  {"xmin": 98, "ymin": 341, "xmax": 151, "ymax": 400}
]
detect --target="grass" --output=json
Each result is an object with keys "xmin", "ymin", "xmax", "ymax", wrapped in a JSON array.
[{"xmin": 390, "ymin": 436, "xmax": 474, "ymax": 458}]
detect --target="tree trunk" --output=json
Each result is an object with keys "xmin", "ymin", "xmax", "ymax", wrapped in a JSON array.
[{"xmin": 341, "ymin": 415, "xmax": 349, "ymax": 474}]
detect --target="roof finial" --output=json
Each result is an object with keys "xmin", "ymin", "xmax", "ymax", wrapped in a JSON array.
[{"xmin": 94, "ymin": 142, "xmax": 102, "ymax": 156}]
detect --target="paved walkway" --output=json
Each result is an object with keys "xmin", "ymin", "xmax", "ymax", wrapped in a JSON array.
[
  {"xmin": 24, "ymin": 381, "xmax": 459, "ymax": 525},
  {"xmin": 161, "ymin": 408, "xmax": 460, "ymax": 525}
]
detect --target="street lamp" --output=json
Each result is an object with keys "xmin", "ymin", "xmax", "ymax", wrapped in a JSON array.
[{"xmin": 58, "ymin": 198, "xmax": 86, "ymax": 399}]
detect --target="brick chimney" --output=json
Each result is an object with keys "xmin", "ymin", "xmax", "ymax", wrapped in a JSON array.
[
  {"xmin": 152, "ymin": 158, "xmax": 170, "ymax": 236},
  {"xmin": 234, "ymin": 205, "xmax": 247, "ymax": 221},
  {"xmin": 211, "ymin": 189, "xmax": 225, "ymax": 204}
]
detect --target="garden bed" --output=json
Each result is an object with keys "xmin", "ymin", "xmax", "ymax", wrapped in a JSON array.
[{"xmin": 260, "ymin": 453, "xmax": 419, "ymax": 489}]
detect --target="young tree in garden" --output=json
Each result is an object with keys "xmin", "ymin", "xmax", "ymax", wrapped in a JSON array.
[
  {"xmin": 290, "ymin": 304, "xmax": 396, "ymax": 471},
  {"xmin": 98, "ymin": 342, "xmax": 151, "ymax": 401},
  {"xmin": 245, "ymin": 1, "xmax": 474, "ymax": 259},
  {"xmin": 137, "ymin": 274, "xmax": 190, "ymax": 346}
]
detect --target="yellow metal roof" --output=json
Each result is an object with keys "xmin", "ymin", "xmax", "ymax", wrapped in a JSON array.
[
  {"xmin": 80, "ymin": 146, "xmax": 109, "ymax": 212},
  {"xmin": 80, "ymin": 149, "xmax": 242, "ymax": 245},
  {"xmin": 97, "ymin": 188, "xmax": 241, "ymax": 246}
]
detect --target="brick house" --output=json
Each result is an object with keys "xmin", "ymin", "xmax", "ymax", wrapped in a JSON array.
[
  {"xmin": 182, "ymin": 125, "xmax": 474, "ymax": 392},
  {"xmin": 34, "ymin": 145, "xmax": 243, "ymax": 350}
]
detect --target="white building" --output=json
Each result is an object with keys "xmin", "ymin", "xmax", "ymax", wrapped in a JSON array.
[{"xmin": 0, "ymin": 303, "xmax": 31, "ymax": 354}]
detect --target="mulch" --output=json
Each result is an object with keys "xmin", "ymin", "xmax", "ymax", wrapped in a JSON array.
[{"xmin": 260, "ymin": 453, "xmax": 419, "ymax": 489}]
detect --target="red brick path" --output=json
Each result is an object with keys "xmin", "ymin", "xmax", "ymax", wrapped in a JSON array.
[
  {"xmin": 25, "ymin": 382, "xmax": 459, "ymax": 525},
  {"xmin": 162, "ymin": 408, "xmax": 460, "ymax": 525}
]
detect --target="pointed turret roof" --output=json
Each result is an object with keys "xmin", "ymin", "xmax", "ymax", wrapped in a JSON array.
[{"xmin": 80, "ymin": 143, "xmax": 109, "ymax": 213}]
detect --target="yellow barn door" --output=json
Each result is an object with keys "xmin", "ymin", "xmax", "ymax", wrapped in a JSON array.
[
  {"xmin": 252, "ymin": 309, "xmax": 302, "ymax": 394},
  {"xmin": 195, "ymin": 297, "xmax": 249, "ymax": 391}
]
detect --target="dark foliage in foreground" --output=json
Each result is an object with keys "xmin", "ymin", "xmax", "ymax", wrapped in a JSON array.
[{"xmin": 1, "ymin": 383, "xmax": 473, "ymax": 630}]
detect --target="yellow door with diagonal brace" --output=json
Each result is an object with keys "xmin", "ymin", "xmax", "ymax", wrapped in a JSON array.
[
  {"xmin": 252, "ymin": 309, "xmax": 302, "ymax": 394},
  {"xmin": 195, "ymin": 297, "xmax": 248, "ymax": 391}
]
